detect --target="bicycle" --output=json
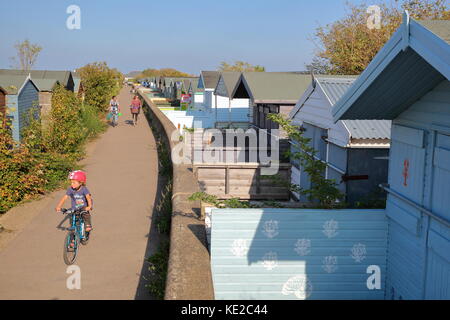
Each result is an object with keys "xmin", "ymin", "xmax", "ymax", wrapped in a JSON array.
[
  {"xmin": 60, "ymin": 208, "xmax": 91, "ymax": 265},
  {"xmin": 111, "ymin": 111, "xmax": 119, "ymax": 127}
]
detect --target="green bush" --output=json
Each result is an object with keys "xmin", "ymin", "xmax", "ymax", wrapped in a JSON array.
[
  {"xmin": 155, "ymin": 181, "xmax": 172, "ymax": 235},
  {"xmin": 78, "ymin": 62, "xmax": 124, "ymax": 112},
  {"xmin": 146, "ymin": 239, "xmax": 170, "ymax": 300},
  {"xmin": 80, "ymin": 104, "xmax": 107, "ymax": 139},
  {"xmin": 0, "ymin": 114, "xmax": 46, "ymax": 213},
  {"xmin": 46, "ymin": 85, "xmax": 85, "ymax": 154}
]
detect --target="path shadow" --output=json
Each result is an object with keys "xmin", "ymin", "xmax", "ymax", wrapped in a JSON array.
[
  {"xmin": 107, "ymin": 122, "xmax": 120, "ymax": 128},
  {"xmin": 56, "ymin": 214, "xmax": 71, "ymax": 232},
  {"xmin": 133, "ymin": 112, "xmax": 166, "ymax": 300},
  {"xmin": 124, "ymin": 120, "xmax": 135, "ymax": 126}
]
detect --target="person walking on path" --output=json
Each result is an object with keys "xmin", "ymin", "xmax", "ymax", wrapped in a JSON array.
[
  {"xmin": 109, "ymin": 96, "xmax": 120, "ymax": 127},
  {"xmin": 130, "ymin": 95, "xmax": 142, "ymax": 126}
]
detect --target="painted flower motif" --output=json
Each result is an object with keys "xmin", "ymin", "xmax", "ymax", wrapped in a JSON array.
[
  {"xmin": 350, "ymin": 243, "xmax": 367, "ymax": 263},
  {"xmin": 322, "ymin": 256, "xmax": 338, "ymax": 273},
  {"xmin": 322, "ymin": 219, "xmax": 339, "ymax": 238},
  {"xmin": 230, "ymin": 239, "xmax": 249, "ymax": 257},
  {"xmin": 262, "ymin": 220, "xmax": 279, "ymax": 239},
  {"xmin": 262, "ymin": 251, "xmax": 278, "ymax": 271},
  {"xmin": 294, "ymin": 239, "xmax": 311, "ymax": 256},
  {"xmin": 281, "ymin": 275, "xmax": 313, "ymax": 300}
]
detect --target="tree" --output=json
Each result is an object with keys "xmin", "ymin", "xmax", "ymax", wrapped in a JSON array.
[
  {"xmin": 219, "ymin": 61, "xmax": 265, "ymax": 72},
  {"xmin": 136, "ymin": 68, "xmax": 193, "ymax": 79},
  {"xmin": 267, "ymin": 113, "xmax": 344, "ymax": 208},
  {"xmin": 309, "ymin": 0, "xmax": 450, "ymax": 75},
  {"xmin": 305, "ymin": 57, "xmax": 331, "ymax": 74},
  {"xmin": 78, "ymin": 62, "xmax": 124, "ymax": 112},
  {"xmin": 10, "ymin": 40, "xmax": 42, "ymax": 71}
]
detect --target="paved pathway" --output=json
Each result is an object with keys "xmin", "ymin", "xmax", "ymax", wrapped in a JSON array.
[{"xmin": 0, "ymin": 86, "xmax": 160, "ymax": 299}]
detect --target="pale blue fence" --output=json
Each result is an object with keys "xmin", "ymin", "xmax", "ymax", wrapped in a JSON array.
[{"xmin": 211, "ymin": 208, "xmax": 388, "ymax": 300}]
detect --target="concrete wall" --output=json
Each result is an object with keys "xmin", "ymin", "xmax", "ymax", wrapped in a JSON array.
[{"xmin": 138, "ymin": 91, "xmax": 214, "ymax": 300}]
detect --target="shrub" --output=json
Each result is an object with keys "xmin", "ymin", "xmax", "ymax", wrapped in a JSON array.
[
  {"xmin": 0, "ymin": 116, "xmax": 46, "ymax": 213},
  {"xmin": 46, "ymin": 85, "xmax": 85, "ymax": 154},
  {"xmin": 267, "ymin": 113, "xmax": 345, "ymax": 208},
  {"xmin": 78, "ymin": 62, "xmax": 124, "ymax": 112},
  {"xmin": 146, "ymin": 239, "xmax": 170, "ymax": 300},
  {"xmin": 80, "ymin": 104, "xmax": 107, "ymax": 139}
]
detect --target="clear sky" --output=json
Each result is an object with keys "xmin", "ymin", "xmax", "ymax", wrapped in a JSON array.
[{"xmin": 0, "ymin": 0, "xmax": 374, "ymax": 75}]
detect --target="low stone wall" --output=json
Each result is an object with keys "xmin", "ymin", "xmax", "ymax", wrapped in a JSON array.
[{"xmin": 138, "ymin": 91, "xmax": 214, "ymax": 300}]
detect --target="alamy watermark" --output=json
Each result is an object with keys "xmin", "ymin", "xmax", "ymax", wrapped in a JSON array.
[
  {"xmin": 171, "ymin": 122, "xmax": 280, "ymax": 175},
  {"xmin": 366, "ymin": 265, "xmax": 381, "ymax": 290},
  {"xmin": 66, "ymin": 5, "xmax": 81, "ymax": 30},
  {"xmin": 66, "ymin": 265, "xmax": 81, "ymax": 290},
  {"xmin": 367, "ymin": 5, "xmax": 381, "ymax": 30}
]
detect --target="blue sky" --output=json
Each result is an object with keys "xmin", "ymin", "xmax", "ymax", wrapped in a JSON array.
[{"xmin": 1, "ymin": 0, "xmax": 376, "ymax": 75}]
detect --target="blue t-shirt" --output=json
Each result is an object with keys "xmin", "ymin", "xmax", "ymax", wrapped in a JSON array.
[{"xmin": 66, "ymin": 186, "xmax": 92, "ymax": 210}]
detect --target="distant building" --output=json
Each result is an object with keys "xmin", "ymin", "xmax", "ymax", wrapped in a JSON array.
[{"xmin": 213, "ymin": 72, "xmax": 250, "ymax": 128}]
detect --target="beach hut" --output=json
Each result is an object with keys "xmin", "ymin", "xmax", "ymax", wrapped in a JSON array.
[
  {"xmin": 231, "ymin": 72, "xmax": 313, "ymax": 161},
  {"xmin": 188, "ymin": 77, "xmax": 204, "ymax": 108},
  {"xmin": 162, "ymin": 77, "xmax": 175, "ymax": 98},
  {"xmin": 289, "ymin": 76, "xmax": 391, "ymax": 204},
  {"xmin": 333, "ymin": 13, "xmax": 450, "ymax": 299},
  {"xmin": 213, "ymin": 72, "xmax": 250, "ymax": 128},
  {"xmin": 198, "ymin": 71, "xmax": 221, "ymax": 112},
  {"xmin": 0, "ymin": 74, "xmax": 39, "ymax": 142}
]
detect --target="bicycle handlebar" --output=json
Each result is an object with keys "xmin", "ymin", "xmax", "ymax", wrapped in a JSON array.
[{"xmin": 60, "ymin": 208, "xmax": 88, "ymax": 215}]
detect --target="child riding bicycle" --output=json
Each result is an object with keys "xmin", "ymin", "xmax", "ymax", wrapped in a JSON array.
[
  {"xmin": 56, "ymin": 170, "xmax": 93, "ymax": 246},
  {"xmin": 109, "ymin": 96, "xmax": 120, "ymax": 127}
]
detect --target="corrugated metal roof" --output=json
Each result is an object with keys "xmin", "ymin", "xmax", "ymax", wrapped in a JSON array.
[
  {"xmin": 343, "ymin": 119, "xmax": 392, "ymax": 140},
  {"xmin": 317, "ymin": 77, "xmax": 391, "ymax": 140},
  {"xmin": 316, "ymin": 76, "xmax": 358, "ymax": 105}
]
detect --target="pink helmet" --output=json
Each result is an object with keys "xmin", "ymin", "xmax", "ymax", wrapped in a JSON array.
[{"xmin": 68, "ymin": 170, "xmax": 87, "ymax": 183}]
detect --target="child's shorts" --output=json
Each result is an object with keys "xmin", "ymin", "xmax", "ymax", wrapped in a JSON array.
[{"xmin": 82, "ymin": 212, "xmax": 92, "ymax": 227}]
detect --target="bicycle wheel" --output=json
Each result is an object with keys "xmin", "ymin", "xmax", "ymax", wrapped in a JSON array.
[{"xmin": 63, "ymin": 231, "xmax": 78, "ymax": 265}]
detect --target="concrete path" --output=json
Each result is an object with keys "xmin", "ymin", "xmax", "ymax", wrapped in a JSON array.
[{"xmin": 0, "ymin": 86, "xmax": 160, "ymax": 299}]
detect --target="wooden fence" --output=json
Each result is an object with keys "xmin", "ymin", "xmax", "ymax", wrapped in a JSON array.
[{"xmin": 194, "ymin": 163, "xmax": 291, "ymax": 200}]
